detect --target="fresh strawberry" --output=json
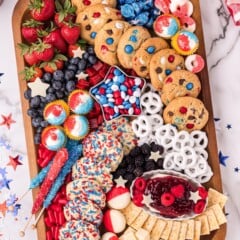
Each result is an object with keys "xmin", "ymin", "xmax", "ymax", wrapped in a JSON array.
[
  {"xmin": 21, "ymin": 66, "xmax": 43, "ymax": 82},
  {"xmin": 161, "ymin": 192, "xmax": 175, "ymax": 207},
  {"xmin": 18, "ymin": 43, "xmax": 40, "ymax": 66},
  {"xmin": 40, "ymin": 54, "xmax": 67, "ymax": 73},
  {"xmin": 193, "ymin": 200, "xmax": 206, "ymax": 214},
  {"xmin": 29, "ymin": 0, "xmax": 55, "ymax": 21},
  {"xmin": 134, "ymin": 177, "xmax": 147, "ymax": 192},
  {"xmin": 42, "ymin": 26, "xmax": 67, "ymax": 54},
  {"xmin": 68, "ymin": 39, "xmax": 87, "ymax": 57},
  {"xmin": 54, "ymin": 0, "xmax": 76, "ymax": 27},
  {"xmin": 61, "ymin": 23, "xmax": 81, "ymax": 45},
  {"xmin": 170, "ymin": 184, "xmax": 185, "ymax": 198},
  {"xmin": 198, "ymin": 187, "xmax": 208, "ymax": 200},
  {"xmin": 133, "ymin": 193, "xmax": 144, "ymax": 207},
  {"xmin": 21, "ymin": 19, "xmax": 43, "ymax": 43},
  {"xmin": 33, "ymin": 39, "xmax": 55, "ymax": 62}
]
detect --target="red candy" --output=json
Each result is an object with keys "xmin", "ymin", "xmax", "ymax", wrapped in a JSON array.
[
  {"xmin": 115, "ymin": 97, "xmax": 123, "ymax": 105},
  {"xmin": 186, "ymin": 123, "xmax": 194, "ymax": 129},
  {"xmin": 168, "ymin": 55, "xmax": 175, "ymax": 63},
  {"xmin": 165, "ymin": 77, "xmax": 173, "ymax": 83},
  {"xmin": 93, "ymin": 12, "xmax": 101, "ymax": 18},
  {"xmin": 179, "ymin": 106, "xmax": 188, "ymax": 114}
]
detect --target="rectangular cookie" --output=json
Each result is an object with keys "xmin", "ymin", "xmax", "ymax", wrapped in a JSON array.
[
  {"xmin": 160, "ymin": 220, "xmax": 173, "ymax": 240},
  {"xmin": 209, "ymin": 204, "xmax": 227, "ymax": 226},
  {"xmin": 205, "ymin": 208, "xmax": 220, "ymax": 231},
  {"xmin": 178, "ymin": 222, "xmax": 188, "ymax": 240},
  {"xmin": 184, "ymin": 219, "xmax": 195, "ymax": 239},
  {"xmin": 207, "ymin": 188, "xmax": 228, "ymax": 209},
  {"xmin": 168, "ymin": 221, "xmax": 181, "ymax": 240},
  {"xmin": 121, "ymin": 202, "xmax": 143, "ymax": 225},
  {"xmin": 142, "ymin": 215, "xmax": 158, "ymax": 232},
  {"xmin": 131, "ymin": 210, "xmax": 149, "ymax": 230},
  {"xmin": 150, "ymin": 219, "xmax": 167, "ymax": 240},
  {"xmin": 193, "ymin": 220, "xmax": 201, "ymax": 240},
  {"xmin": 195, "ymin": 214, "xmax": 210, "ymax": 235}
]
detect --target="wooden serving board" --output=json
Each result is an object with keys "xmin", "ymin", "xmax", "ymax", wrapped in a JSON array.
[{"xmin": 12, "ymin": 0, "xmax": 226, "ymax": 239}]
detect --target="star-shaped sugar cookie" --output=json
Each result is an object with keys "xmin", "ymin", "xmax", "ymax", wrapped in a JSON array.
[{"xmin": 27, "ymin": 77, "xmax": 50, "ymax": 97}]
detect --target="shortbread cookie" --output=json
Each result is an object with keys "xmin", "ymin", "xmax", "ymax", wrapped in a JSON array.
[
  {"xmin": 117, "ymin": 26, "xmax": 151, "ymax": 69},
  {"xmin": 163, "ymin": 96, "xmax": 209, "ymax": 131},
  {"xmin": 149, "ymin": 48, "xmax": 185, "ymax": 90},
  {"xmin": 132, "ymin": 37, "xmax": 169, "ymax": 78},
  {"xmin": 72, "ymin": 0, "xmax": 117, "ymax": 14},
  {"xmin": 161, "ymin": 70, "xmax": 201, "ymax": 105},
  {"xmin": 76, "ymin": 4, "xmax": 122, "ymax": 44},
  {"xmin": 94, "ymin": 20, "xmax": 130, "ymax": 65}
]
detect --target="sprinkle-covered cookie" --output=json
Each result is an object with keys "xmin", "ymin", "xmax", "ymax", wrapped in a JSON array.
[
  {"xmin": 163, "ymin": 96, "xmax": 209, "ymax": 131},
  {"xmin": 76, "ymin": 4, "xmax": 122, "ymax": 44},
  {"xmin": 63, "ymin": 198, "xmax": 103, "ymax": 226},
  {"xmin": 132, "ymin": 37, "xmax": 169, "ymax": 78},
  {"xmin": 94, "ymin": 20, "xmax": 130, "ymax": 65},
  {"xmin": 59, "ymin": 220, "xmax": 100, "ymax": 240},
  {"xmin": 66, "ymin": 178, "xmax": 106, "ymax": 208},
  {"xmin": 149, "ymin": 48, "xmax": 185, "ymax": 91},
  {"xmin": 71, "ymin": 0, "xmax": 117, "ymax": 14},
  {"xmin": 117, "ymin": 26, "xmax": 151, "ymax": 69},
  {"xmin": 161, "ymin": 70, "xmax": 201, "ymax": 105}
]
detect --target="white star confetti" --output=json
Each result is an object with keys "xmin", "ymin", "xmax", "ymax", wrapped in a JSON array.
[
  {"xmin": 149, "ymin": 151, "xmax": 163, "ymax": 162},
  {"xmin": 72, "ymin": 47, "xmax": 85, "ymax": 58},
  {"xmin": 27, "ymin": 77, "xmax": 50, "ymax": 97},
  {"xmin": 189, "ymin": 190, "xmax": 202, "ymax": 203},
  {"xmin": 114, "ymin": 176, "xmax": 128, "ymax": 188},
  {"xmin": 75, "ymin": 71, "xmax": 89, "ymax": 80}
]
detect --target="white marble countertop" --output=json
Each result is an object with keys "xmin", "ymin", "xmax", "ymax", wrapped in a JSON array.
[{"xmin": 0, "ymin": 0, "xmax": 239, "ymax": 239}]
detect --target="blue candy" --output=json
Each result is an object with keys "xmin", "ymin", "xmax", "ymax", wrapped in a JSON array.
[
  {"xmin": 186, "ymin": 83, "xmax": 194, "ymax": 90},
  {"xmin": 136, "ymin": 98, "xmax": 140, "ymax": 106},
  {"xmin": 165, "ymin": 69, "xmax": 172, "ymax": 75},
  {"xmin": 132, "ymin": 2, "xmax": 142, "ymax": 15},
  {"xmin": 120, "ymin": 84, "xmax": 128, "ymax": 92},
  {"xmin": 91, "ymin": 88, "xmax": 98, "ymax": 95},
  {"xmin": 118, "ymin": 74, "xmax": 125, "ymax": 83},
  {"xmin": 99, "ymin": 95, "xmax": 108, "ymax": 104},
  {"xmin": 90, "ymin": 32, "xmax": 97, "ymax": 39},
  {"xmin": 135, "ymin": 12, "xmax": 149, "ymax": 26},
  {"xmin": 114, "ymin": 68, "xmax": 122, "ymax": 76},
  {"xmin": 129, "ymin": 35, "xmax": 137, "ymax": 42},
  {"xmin": 146, "ymin": 46, "xmax": 156, "ymax": 54},
  {"xmin": 125, "ymin": 44, "xmax": 134, "ymax": 54},
  {"xmin": 106, "ymin": 37, "xmax": 114, "ymax": 45},
  {"xmin": 106, "ymin": 88, "xmax": 113, "ymax": 94}
]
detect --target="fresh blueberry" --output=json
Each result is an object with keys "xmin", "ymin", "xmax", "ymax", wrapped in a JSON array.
[
  {"xmin": 70, "ymin": 57, "xmax": 80, "ymax": 65},
  {"xmin": 40, "ymin": 120, "xmax": 48, "ymax": 128},
  {"xmin": 40, "ymin": 102, "xmax": 46, "ymax": 109},
  {"xmin": 67, "ymin": 64, "xmax": 78, "ymax": 72},
  {"xmin": 140, "ymin": 143, "xmax": 151, "ymax": 155},
  {"xmin": 40, "ymin": 96, "xmax": 47, "ymax": 103},
  {"xmin": 34, "ymin": 133, "xmax": 41, "ymax": 144},
  {"xmin": 27, "ymin": 108, "xmax": 38, "ymax": 118},
  {"xmin": 135, "ymin": 155, "xmax": 144, "ymax": 167},
  {"xmin": 133, "ymin": 167, "xmax": 143, "ymax": 177},
  {"xmin": 37, "ymin": 108, "xmax": 44, "ymax": 116},
  {"xmin": 64, "ymin": 70, "xmax": 75, "ymax": 81},
  {"xmin": 130, "ymin": 146, "xmax": 141, "ymax": 157},
  {"xmin": 78, "ymin": 59, "xmax": 87, "ymax": 70},
  {"xmin": 88, "ymin": 55, "xmax": 97, "ymax": 65},
  {"xmin": 56, "ymin": 90, "xmax": 65, "ymax": 99},
  {"xmin": 30, "ymin": 96, "xmax": 41, "ymax": 108},
  {"xmin": 66, "ymin": 80, "xmax": 76, "ymax": 92},
  {"xmin": 126, "ymin": 164, "xmax": 135, "ymax": 173},
  {"xmin": 32, "ymin": 117, "xmax": 42, "ymax": 128},
  {"xmin": 144, "ymin": 160, "xmax": 156, "ymax": 171},
  {"xmin": 87, "ymin": 46, "xmax": 94, "ymax": 55},
  {"xmin": 24, "ymin": 89, "xmax": 31, "ymax": 100},
  {"xmin": 36, "ymin": 127, "xmax": 43, "ymax": 133},
  {"xmin": 52, "ymin": 80, "xmax": 63, "ymax": 90},
  {"xmin": 83, "ymin": 52, "xmax": 89, "ymax": 60},
  {"xmin": 42, "ymin": 72, "xmax": 52, "ymax": 83},
  {"xmin": 46, "ymin": 93, "xmax": 56, "ymax": 102},
  {"xmin": 53, "ymin": 70, "xmax": 64, "ymax": 81},
  {"xmin": 47, "ymin": 87, "xmax": 55, "ymax": 94},
  {"xmin": 156, "ymin": 158, "xmax": 164, "ymax": 169}
]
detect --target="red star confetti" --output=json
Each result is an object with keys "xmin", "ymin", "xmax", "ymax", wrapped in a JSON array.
[
  {"xmin": 0, "ymin": 113, "xmax": 16, "ymax": 129},
  {"xmin": 0, "ymin": 201, "xmax": 7, "ymax": 217},
  {"xmin": 7, "ymin": 155, "xmax": 22, "ymax": 171}
]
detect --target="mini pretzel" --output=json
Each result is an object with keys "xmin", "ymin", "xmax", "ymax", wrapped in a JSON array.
[
  {"xmin": 195, "ymin": 147, "xmax": 208, "ymax": 161},
  {"xmin": 194, "ymin": 165, "xmax": 213, "ymax": 183},
  {"xmin": 172, "ymin": 130, "xmax": 194, "ymax": 151},
  {"xmin": 131, "ymin": 115, "xmax": 152, "ymax": 138},
  {"xmin": 191, "ymin": 130, "xmax": 208, "ymax": 149},
  {"xmin": 140, "ymin": 91, "xmax": 163, "ymax": 115},
  {"xmin": 180, "ymin": 146, "xmax": 197, "ymax": 168},
  {"xmin": 163, "ymin": 152, "xmax": 177, "ymax": 170}
]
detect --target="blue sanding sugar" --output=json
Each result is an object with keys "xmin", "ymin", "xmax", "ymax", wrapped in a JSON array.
[{"xmin": 121, "ymin": 4, "xmax": 135, "ymax": 18}]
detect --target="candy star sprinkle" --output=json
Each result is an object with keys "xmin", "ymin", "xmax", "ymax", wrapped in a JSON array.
[
  {"xmin": 189, "ymin": 190, "xmax": 202, "ymax": 203},
  {"xmin": 75, "ymin": 71, "xmax": 89, "ymax": 80},
  {"xmin": 0, "ymin": 201, "xmax": 7, "ymax": 217},
  {"xmin": 149, "ymin": 151, "xmax": 163, "ymax": 162},
  {"xmin": 114, "ymin": 176, "xmax": 128, "ymax": 187},
  {"xmin": 27, "ymin": 77, "xmax": 50, "ymax": 97},
  {"xmin": 72, "ymin": 47, "xmax": 85, "ymax": 58},
  {"xmin": 0, "ymin": 113, "xmax": 16, "ymax": 129},
  {"xmin": 7, "ymin": 155, "xmax": 22, "ymax": 171}
]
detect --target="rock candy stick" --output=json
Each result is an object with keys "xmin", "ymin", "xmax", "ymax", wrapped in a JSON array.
[{"xmin": 32, "ymin": 148, "xmax": 68, "ymax": 214}]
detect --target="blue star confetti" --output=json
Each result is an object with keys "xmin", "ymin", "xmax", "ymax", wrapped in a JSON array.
[
  {"xmin": 0, "ymin": 177, "xmax": 12, "ymax": 190},
  {"xmin": 0, "ymin": 73, "xmax": 3, "ymax": 84},
  {"xmin": 219, "ymin": 151, "xmax": 229, "ymax": 167},
  {"xmin": 234, "ymin": 167, "xmax": 239, "ymax": 172},
  {"xmin": 6, "ymin": 194, "xmax": 21, "ymax": 216},
  {"xmin": 0, "ymin": 167, "xmax": 7, "ymax": 177},
  {"xmin": 226, "ymin": 124, "xmax": 232, "ymax": 129},
  {"xmin": 214, "ymin": 117, "xmax": 221, "ymax": 122}
]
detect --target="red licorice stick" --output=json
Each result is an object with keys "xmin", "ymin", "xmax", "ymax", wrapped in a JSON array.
[
  {"xmin": 46, "ymin": 230, "xmax": 53, "ymax": 240},
  {"xmin": 31, "ymin": 148, "xmax": 68, "ymax": 214}
]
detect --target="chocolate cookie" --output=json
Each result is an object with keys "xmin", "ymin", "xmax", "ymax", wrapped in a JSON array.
[
  {"xmin": 72, "ymin": 0, "xmax": 117, "ymax": 14},
  {"xmin": 94, "ymin": 20, "xmax": 130, "ymax": 65},
  {"xmin": 161, "ymin": 70, "xmax": 201, "ymax": 105},
  {"xmin": 149, "ymin": 48, "xmax": 185, "ymax": 91},
  {"xmin": 132, "ymin": 37, "xmax": 169, "ymax": 78},
  {"xmin": 117, "ymin": 26, "xmax": 151, "ymax": 69},
  {"xmin": 163, "ymin": 96, "xmax": 209, "ymax": 131},
  {"xmin": 76, "ymin": 4, "xmax": 122, "ymax": 45}
]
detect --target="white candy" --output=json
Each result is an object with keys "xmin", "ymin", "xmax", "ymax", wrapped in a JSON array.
[
  {"xmin": 133, "ymin": 88, "xmax": 141, "ymax": 97},
  {"xmin": 114, "ymin": 106, "xmax": 119, "ymax": 113},
  {"xmin": 111, "ymin": 84, "xmax": 119, "ymax": 91},
  {"xmin": 132, "ymin": 115, "xmax": 152, "ymax": 138},
  {"xmin": 134, "ymin": 77, "xmax": 142, "ymax": 86},
  {"xmin": 106, "ymin": 94, "xmax": 113, "ymax": 98},
  {"xmin": 190, "ymin": 130, "xmax": 208, "ymax": 149},
  {"xmin": 128, "ymin": 107, "xmax": 134, "ymax": 115},
  {"xmin": 140, "ymin": 92, "xmax": 163, "ymax": 115},
  {"xmin": 121, "ymin": 91, "xmax": 126, "ymax": 99},
  {"xmin": 108, "ymin": 98, "xmax": 115, "ymax": 102},
  {"xmin": 129, "ymin": 96, "xmax": 136, "ymax": 104}
]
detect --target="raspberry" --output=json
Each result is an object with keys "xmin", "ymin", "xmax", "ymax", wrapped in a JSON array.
[
  {"xmin": 134, "ymin": 177, "xmax": 147, "ymax": 192},
  {"xmin": 170, "ymin": 184, "xmax": 185, "ymax": 198},
  {"xmin": 193, "ymin": 200, "xmax": 206, "ymax": 214},
  {"xmin": 198, "ymin": 187, "xmax": 208, "ymax": 199},
  {"xmin": 161, "ymin": 192, "xmax": 175, "ymax": 207},
  {"xmin": 133, "ymin": 193, "xmax": 144, "ymax": 207}
]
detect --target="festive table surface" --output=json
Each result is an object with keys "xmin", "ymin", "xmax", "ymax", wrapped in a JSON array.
[{"xmin": 0, "ymin": 0, "xmax": 239, "ymax": 239}]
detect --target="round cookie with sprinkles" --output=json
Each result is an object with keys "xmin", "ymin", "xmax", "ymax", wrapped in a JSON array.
[
  {"xmin": 94, "ymin": 20, "xmax": 130, "ymax": 65},
  {"xmin": 82, "ymin": 129, "xmax": 123, "ymax": 171},
  {"xmin": 66, "ymin": 177, "xmax": 106, "ymax": 208},
  {"xmin": 149, "ymin": 48, "xmax": 185, "ymax": 91},
  {"xmin": 71, "ymin": 0, "xmax": 117, "ymax": 14},
  {"xmin": 161, "ymin": 70, "xmax": 201, "ymax": 105},
  {"xmin": 132, "ymin": 37, "xmax": 169, "ymax": 78},
  {"xmin": 59, "ymin": 219, "xmax": 100, "ymax": 240},
  {"xmin": 117, "ymin": 26, "xmax": 151, "ymax": 69},
  {"xmin": 76, "ymin": 4, "xmax": 122, "ymax": 45},
  {"xmin": 63, "ymin": 198, "xmax": 103, "ymax": 226},
  {"xmin": 163, "ymin": 96, "xmax": 209, "ymax": 131}
]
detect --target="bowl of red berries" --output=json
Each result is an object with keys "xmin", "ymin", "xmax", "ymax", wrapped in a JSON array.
[{"xmin": 131, "ymin": 169, "xmax": 208, "ymax": 220}]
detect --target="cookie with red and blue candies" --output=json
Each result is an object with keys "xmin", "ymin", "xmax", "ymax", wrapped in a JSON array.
[
  {"xmin": 59, "ymin": 219, "xmax": 100, "ymax": 240},
  {"xmin": 63, "ymin": 198, "xmax": 103, "ymax": 226},
  {"xmin": 149, "ymin": 48, "xmax": 185, "ymax": 91},
  {"xmin": 163, "ymin": 96, "xmax": 209, "ymax": 131},
  {"xmin": 76, "ymin": 4, "xmax": 122, "ymax": 45},
  {"xmin": 71, "ymin": 0, "xmax": 117, "ymax": 14},
  {"xmin": 132, "ymin": 37, "xmax": 169, "ymax": 78},
  {"xmin": 94, "ymin": 20, "xmax": 130, "ymax": 65},
  {"xmin": 161, "ymin": 70, "xmax": 201, "ymax": 105},
  {"xmin": 117, "ymin": 26, "xmax": 151, "ymax": 69}
]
